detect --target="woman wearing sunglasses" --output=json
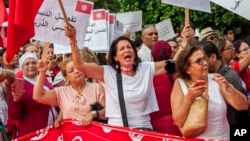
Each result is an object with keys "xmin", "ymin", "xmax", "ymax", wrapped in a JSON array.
[
  {"xmin": 231, "ymin": 39, "xmax": 250, "ymax": 95},
  {"xmin": 171, "ymin": 46, "xmax": 248, "ymax": 140}
]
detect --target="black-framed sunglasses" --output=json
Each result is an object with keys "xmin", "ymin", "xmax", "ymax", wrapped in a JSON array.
[
  {"xmin": 189, "ymin": 56, "xmax": 207, "ymax": 65},
  {"xmin": 239, "ymin": 47, "xmax": 250, "ymax": 53},
  {"xmin": 223, "ymin": 44, "xmax": 234, "ymax": 51}
]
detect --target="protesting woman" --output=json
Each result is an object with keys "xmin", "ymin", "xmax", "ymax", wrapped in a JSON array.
[{"xmin": 64, "ymin": 24, "xmax": 169, "ymax": 130}]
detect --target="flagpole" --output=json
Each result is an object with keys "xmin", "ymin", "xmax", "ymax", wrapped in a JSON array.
[
  {"xmin": 57, "ymin": 0, "xmax": 70, "ymax": 26},
  {"xmin": 57, "ymin": 0, "xmax": 76, "ymax": 44}
]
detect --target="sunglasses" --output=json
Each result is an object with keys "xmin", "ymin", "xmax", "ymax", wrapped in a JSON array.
[
  {"xmin": 239, "ymin": 47, "xmax": 250, "ymax": 53},
  {"xmin": 223, "ymin": 44, "xmax": 234, "ymax": 51},
  {"xmin": 189, "ymin": 56, "xmax": 207, "ymax": 65}
]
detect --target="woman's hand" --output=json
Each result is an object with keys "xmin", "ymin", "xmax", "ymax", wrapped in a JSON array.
[
  {"xmin": 212, "ymin": 73, "xmax": 232, "ymax": 93},
  {"xmin": 64, "ymin": 24, "xmax": 76, "ymax": 41},
  {"xmin": 181, "ymin": 24, "xmax": 194, "ymax": 48},
  {"xmin": 47, "ymin": 59, "xmax": 59, "ymax": 71},
  {"xmin": 186, "ymin": 80, "xmax": 207, "ymax": 101},
  {"xmin": 81, "ymin": 112, "xmax": 94, "ymax": 126},
  {"xmin": 37, "ymin": 60, "xmax": 47, "ymax": 73}
]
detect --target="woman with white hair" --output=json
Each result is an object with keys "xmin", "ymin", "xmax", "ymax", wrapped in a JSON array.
[{"xmin": 8, "ymin": 52, "xmax": 58, "ymax": 137}]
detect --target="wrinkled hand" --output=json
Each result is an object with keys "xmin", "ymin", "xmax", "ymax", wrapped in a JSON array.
[
  {"xmin": 81, "ymin": 112, "xmax": 94, "ymax": 126},
  {"xmin": 37, "ymin": 60, "xmax": 47, "ymax": 73},
  {"xmin": 186, "ymin": 80, "xmax": 207, "ymax": 101}
]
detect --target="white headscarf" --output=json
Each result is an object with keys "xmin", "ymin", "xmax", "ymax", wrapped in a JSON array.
[{"xmin": 19, "ymin": 52, "xmax": 38, "ymax": 70}]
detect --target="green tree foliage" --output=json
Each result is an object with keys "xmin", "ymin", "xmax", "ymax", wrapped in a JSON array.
[{"xmin": 90, "ymin": 0, "xmax": 250, "ymax": 35}]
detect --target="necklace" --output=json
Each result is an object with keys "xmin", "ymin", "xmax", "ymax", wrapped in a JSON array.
[{"xmin": 120, "ymin": 66, "xmax": 133, "ymax": 72}]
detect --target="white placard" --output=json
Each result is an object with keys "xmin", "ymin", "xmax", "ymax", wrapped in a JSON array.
[
  {"xmin": 210, "ymin": 0, "xmax": 250, "ymax": 21},
  {"xmin": 155, "ymin": 19, "xmax": 175, "ymax": 41},
  {"xmin": 115, "ymin": 11, "xmax": 142, "ymax": 32},
  {"xmin": 53, "ymin": 44, "xmax": 70, "ymax": 54},
  {"xmin": 113, "ymin": 20, "xmax": 124, "ymax": 42},
  {"xmin": 33, "ymin": 0, "xmax": 93, "ymax": 48},
  {"xmin": 83, "ymin": 9, "xmax": 109, "ymax": 51},
  {"xmin": 161, "ymin": 0, "xmax": 211, "ymax": 13}
]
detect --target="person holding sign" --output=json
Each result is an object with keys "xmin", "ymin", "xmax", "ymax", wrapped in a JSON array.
[{"xmin": 64, "ymin": 24, "xmax": 172, "ymax": 130}]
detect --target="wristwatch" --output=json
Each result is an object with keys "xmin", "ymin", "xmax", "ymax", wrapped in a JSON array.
[{"xmin": 226, "ymin": 83, "xmax": 234, "ymax": 93}]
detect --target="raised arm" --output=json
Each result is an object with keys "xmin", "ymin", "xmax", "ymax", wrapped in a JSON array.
[
  {"xmin": 64, "ymin": 24, "xmax": 104, "ymax": 82},
  {"xmin": 238, "ymin": 51, "xmax": 250, "ymax": 72},
  {"xmin": 33, "ymin": 60, "xmax": 58, "ymax": 106},
  {"xmin": 212, "ymin": 73, "xmax": 248, "ymax": 110}
]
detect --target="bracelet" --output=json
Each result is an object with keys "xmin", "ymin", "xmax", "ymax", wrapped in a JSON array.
[{"xmin": 226, "ymin": 83, "xmax": 234, "ymax": 93}]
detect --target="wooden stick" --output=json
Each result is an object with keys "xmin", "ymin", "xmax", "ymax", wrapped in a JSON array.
[
  {"xmin": 57, "ymin": 0, "xmax": 70, "ymax": 26},
  {"xmin": 41, "ymin": 42, "xmax": 50, "ymax": 62},
  {"xmin": 185, "ymin": 8, "xmax": 190, "ymax": 26}
]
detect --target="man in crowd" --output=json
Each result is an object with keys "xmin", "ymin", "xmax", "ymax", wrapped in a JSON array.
[{"xmin": 138, "ymin": 24, "xmax": 158, "ymax": 61}]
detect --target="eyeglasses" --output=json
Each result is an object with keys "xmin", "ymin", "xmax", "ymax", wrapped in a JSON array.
[
  {"xmin": 223, "ymin": 44, "xmax": 234, "ymax": 51},
  {"xmin": 239, "ymin": 47, "xmax": 250, "ymax": 53},
  {"xmin": 206, "ymin": 35, "xmax": 218, "ymax": 41},
  {"xmin": 189, "ymin": 56, "xmax": 207, "ymax": 65},
  {"xmin": 23, "ymin": 61, "xmax": 37, "ymax": 67}
]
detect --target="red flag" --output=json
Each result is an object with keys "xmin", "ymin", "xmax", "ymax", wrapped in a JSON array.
[
  {"xmin": 0, "ymin": 0, "xmax": 8, "ymax": 24},
  {"xmin": 75, "ymin": 0, "xmax": 93, "ymax": 15},
  {"xmin": 109, "ymin": 14, "xmax": 115, "ymax": 24},
  {"xmin": 6, "ymin": 0, "xmax": 43, "ymax": 62},
  {"xmin": 92, "ymin": 10, "xmax": 106, "ymax": 21}
]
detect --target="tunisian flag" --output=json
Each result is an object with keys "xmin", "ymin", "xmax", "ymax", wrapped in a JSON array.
[{"xmin": 6, "ymin": 0, "xmax": 43, "ymax": 62}]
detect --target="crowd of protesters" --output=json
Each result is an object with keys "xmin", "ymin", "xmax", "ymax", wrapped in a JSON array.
[{"xmin": 0, "ymin": 22, "xmax": 250, "ymax": 141}]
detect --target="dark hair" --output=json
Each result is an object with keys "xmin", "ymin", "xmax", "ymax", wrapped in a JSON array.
[
  {"xmin": 211, "ymin": 38, "xmax": 227, "ymax": 56},
  {"xmin": 198, "ymin": 41, "xmax": 221, "ymax": 59},
  {"xmin": 176, "ymin": 46, "xmax": 200, "ymax": 79},
  {"xmin": 223, "ymin": 26, "xmax": 235, "ymax": 35},
  {"xmin": 233, "ymin": 39, "xmax": 247, "ymax": 53},
  {"xmin": 0, "ymin": 48, "xmax": 6, "ymax": 57},
  {"xmin": 167, "ymin": 38, "xmax": 176, "ymax": 43},
  {"xmin": 245, "ymin": 35, "xmax": 250, "ymax": 46},
  {"xmin": 108, "ymin": 36, "xmax": 141, "ymax": 72},
  {"xmin": 134, "ymin": 38, "xmax": 143, "ymax": 48}
]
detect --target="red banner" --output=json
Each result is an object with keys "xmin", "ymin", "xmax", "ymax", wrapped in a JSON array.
[{"xmin": 13, "ymin": 119, "xmax": 221, "ymax": 141}]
